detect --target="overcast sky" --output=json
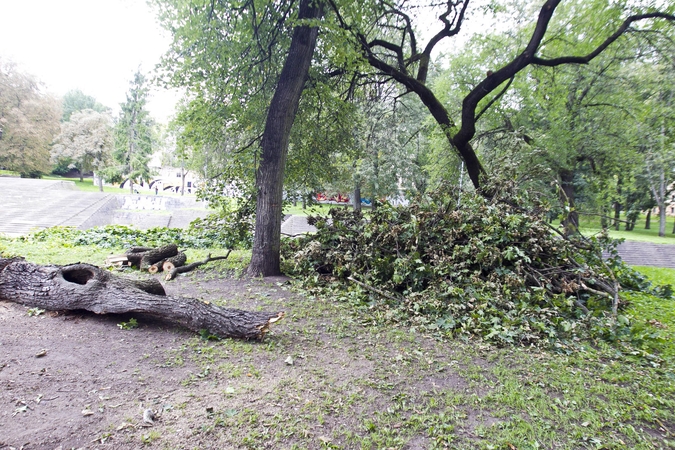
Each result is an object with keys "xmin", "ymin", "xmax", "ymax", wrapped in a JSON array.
[{"xmin": 0, "ymin": 0, "xmax": 179, "ymax": 122}]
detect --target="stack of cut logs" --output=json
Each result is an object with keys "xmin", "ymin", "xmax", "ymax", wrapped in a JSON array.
[
  {"xmin": 105, "ymin": 245, "xmax": 232, "ymax": 281},
  {"xmin": 106, "ymin": 244, "xmax": 186, "ymax": 273},
  {"xmin": 126, "ymin": 244, "xmax": 186, "ymax": 273}
]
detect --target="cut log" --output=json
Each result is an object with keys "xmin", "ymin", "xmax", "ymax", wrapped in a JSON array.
[
  {"xmin": 148, "ymin": 258, "xmax": 169, "ymax": 274},
  {"xmin": 105, "ymin": 254, "xmax": 129, "ymax": 267},
  {"xmin": 163, "ymin": 252, "xmax": 187, "ymax": 272},
  {"xmin": 165, "ymin": 251, "xmax": 232, "ymax": 281},
  {"xmin": 0, "ymin": 257, "xmax": 284, "ymax": 340},
  {"xmin": 125, "ymin": 244, "xmax": 178, "ymax": 270},
  {"xmin": 140, "ymin": 244, "xmax": 179, "ymax": 270},
  {"xmin": 127, "ymin": 247, "xmax": 155, "ymax": 254}
]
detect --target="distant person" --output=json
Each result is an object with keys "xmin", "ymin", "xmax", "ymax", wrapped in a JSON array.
[{"xmin": 155, "ymin": 186, "xmax": 158, "ymax": 195}]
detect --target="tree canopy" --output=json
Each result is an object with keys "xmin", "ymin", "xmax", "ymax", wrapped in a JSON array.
[
  {"xmin": 0, "ymin": 59, "xmax": 61, "ymax": 177},
  {"xmin": 151, "ymin": 0, "xmax": 675, "ymax": 276},
  {"xmin": 107, "ymin": 71, "xmax": 155, "ymax": 193},
  {"xmin": 51, "ymin": 109, "xmax": 114, "ymax": 186}
]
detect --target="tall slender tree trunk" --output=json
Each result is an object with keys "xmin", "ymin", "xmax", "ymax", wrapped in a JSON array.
[
  {"xmin": 613, "ymin": 175, "xmax": 622, "ymax": 231},
  {"xmin": 246, "ymin": 0, "xmax": 323, "ymax": 277},
  {"xmin": 659, "ymin": 170, "xmax": 666, "ymax": 237},
  {"xmin": 353, "ymin": 184, "xmax": 362, "ymax": 213},
  {"xmin": 645, "ymin": 209, "xmax": 651, "ymax": 229},
  {"xmin": 98, "ymin": 173, "xmax": 103, "ymax": 192},
  {"xmin": 559, "ymin": 169, "xmax": 578, "ymax": 235}
]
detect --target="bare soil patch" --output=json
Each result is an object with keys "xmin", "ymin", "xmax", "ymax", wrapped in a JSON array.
[{"xmin": 1, "ymin": 271, "xmax": 477, "ymax": 449}]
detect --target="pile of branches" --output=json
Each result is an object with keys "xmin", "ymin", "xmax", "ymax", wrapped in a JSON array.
[{"xmin": 283, "ymin": 187, "xmax": 648, "ymax": 346}]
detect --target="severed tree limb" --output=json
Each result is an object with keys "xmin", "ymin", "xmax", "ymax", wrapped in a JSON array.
[
  {"xmin": 140, "ymin": 244, "xmax": 178, "ymax": 270},
  {"xmin": 125, "ymin": 244, "xmax": 178, "ymax": 270},
  {"xmin": 0, "ymin": 257, "xmax": 284, "ymax": 340},
  {"xmin": 165, "ymin": 251, "xmax": 232, "ymax": 281},
  {"xmin": 148, "ymin": 258, "xmax": 169, "ymax": 274},
  {"xmin": 347, "ymin": 276, "xmax": 401, "ymax": 303},
  {"xmin": 163, "ymin": 252, "xmax": 187, "ymax": 272}
]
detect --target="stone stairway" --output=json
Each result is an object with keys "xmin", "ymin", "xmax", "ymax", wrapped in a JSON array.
[
  {"xmin": 0, "ymin": 177, "xmax": 210, "ymax": 237},
  {"xmin": 0, "ymin": 178, "xmax": 118, "ymax": 236}
]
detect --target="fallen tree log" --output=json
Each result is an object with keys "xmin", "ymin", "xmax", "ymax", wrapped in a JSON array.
[
  {"xmin": 148, "ymin": 258, "xmax": 169, "ymax": 274},
  {"xmin": 0, "ymin": 257, "xmax": 284, "ymax": 340},
  {"xmin": 125, "ymin": 244, "xmax": 178, "ymax": 270},
  {"xmin": 165, "ymin": 251, "xmax": 232, "ymax": 281},
  {"xmin": 163, "ymin": 252, "xmax": 187, "ymax": 272}
]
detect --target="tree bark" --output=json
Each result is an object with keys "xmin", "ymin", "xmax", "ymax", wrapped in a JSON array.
[
  {"xmin": 559, "ymin": 169, "xmax": 578, "ymax": 235},
  {"xmin": 0, "ymin": 258, "xmax": 284, "ymax": 340},
  {"xmin": 247, "ymin": 0, "xmax": 323, "ymax": 277},
  {"xmin": 165, "ymin": 252, "xmax": 232, "ymax": 281},
  {"xmin": 353, "ymin": 184, "xmax": 362, "ymax": 213},
  {"xmin": 162, "ymin": 252, "xmax": 187, "ymax": 272},
  {"xmin": 126, "ymin": 244, "xmax": 178, "ymax": 270},
  {"xmin": 645, "ymin": 209, "xmax": 651, "ymax": 229},
  {"xmin": 148, "ymin": 258, "xmax": 169, "ymax": 274}
]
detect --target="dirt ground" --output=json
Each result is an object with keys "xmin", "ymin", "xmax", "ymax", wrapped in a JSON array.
[
  {"xmin": 2, "ymin": 265, "xmax": 674, "ymax": 449},
  {"xmin": 0, "ymin": 269, "xmax": 480, "ymax": 450}
]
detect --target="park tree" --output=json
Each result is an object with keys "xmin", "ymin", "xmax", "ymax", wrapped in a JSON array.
[
  {"xmin": 246, "ymin": 0, "xmax": 323, "ymax": 276},
  {"xmin": 51, "ymin": 109, "xmax": 114, "ymax": 188},
  {"xmin": 109, "ymin": 71, "xmax": 155, "ymax": 193},
  {"xmin": 632, "ymin": 63, "xmax": 675, "ymax": 237},
  {"xmin": 0, "ymin": 59, "xmax": 61, "ymax": 177},
  {"xmin": 155, "ymin": 0, "xmax": 674, "ymax": 276},
  {"xmin": 155, "ymin": 0, "xmax": 324, "ymax": 276},
  {"xmin": 325, "ymin": 0, "xmax": 674, "ymax": 191},
  {"xmin": 61, "ymin": 89, "xmax": 109, "ymax": 122}
]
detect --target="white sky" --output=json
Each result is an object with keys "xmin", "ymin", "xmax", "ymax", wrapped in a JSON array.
[{"xmin": 0, "ymin": 0, "xmax": 179, "ymax": 123}]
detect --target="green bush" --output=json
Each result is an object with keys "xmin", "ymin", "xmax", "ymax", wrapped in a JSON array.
[{"xmin": 19, "ymin": 223, "xmax": 242, "ymax": 250}]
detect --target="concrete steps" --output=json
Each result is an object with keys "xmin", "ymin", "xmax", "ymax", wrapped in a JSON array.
[{"xmin": 0, "ymin": 179, "xmax": 113, "ymax": 237}]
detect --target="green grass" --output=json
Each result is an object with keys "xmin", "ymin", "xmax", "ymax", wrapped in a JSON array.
[
  {"xmin": 579, "ymin": 214, "xmax": 675, "ymax": 244},
  {"xmin": 41, "ymin": 175, "xmax": 124, "ymax": 193},
  {"xmin": 0, "ymin": 169, "xmax": 19, "ymax": 177}
]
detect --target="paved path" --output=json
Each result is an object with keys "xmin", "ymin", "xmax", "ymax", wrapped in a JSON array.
[
  {"xmin": 0, "ymin": 177, "xmax": 209, "ymax": 237},
  {"xmin": 615, "ymin": 241, "xmax": 675, "ymax": 269}
]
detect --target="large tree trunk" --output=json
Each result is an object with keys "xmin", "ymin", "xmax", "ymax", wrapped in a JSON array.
[
  {"xmin": 247, "ymin": 0, "xmax": 323, "ymax": 277},
  {"xmin": 645, "ymin": 209, "xmax": 651, "ymax": 229},
  {"xmin": 0, "ymin": 258, "xmax": 284, "ymax": 340}
]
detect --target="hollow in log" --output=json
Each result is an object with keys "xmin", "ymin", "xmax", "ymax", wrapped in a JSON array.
[
  {"xmin": 163, "ymin": 252, "xmax": 187, "ymax": 272},
  {"xmin": 0, "ymin": 257, "xmax": 284, "ymax": 340}
]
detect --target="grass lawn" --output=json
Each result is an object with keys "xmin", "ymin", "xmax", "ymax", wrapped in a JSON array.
[
  {"xmin": 1, "ymin": 232, "xmax": 674, "ymax": 448},
  {"xmin": 41, "ymin": 175, "xmax": 128, "ymax": 193},
  {"xmin": 580, "ymin": 214, "xmax": 675, "ymax": 244}
]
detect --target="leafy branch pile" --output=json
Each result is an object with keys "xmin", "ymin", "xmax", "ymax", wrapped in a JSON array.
[{"xmin": 283, "ymin": 188, "xmax": 661, "ymax": 347}]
